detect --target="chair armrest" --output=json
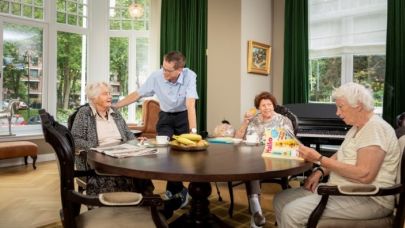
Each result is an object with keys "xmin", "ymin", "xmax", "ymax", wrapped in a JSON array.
[
  {"xmin": 128, "ymin": 123, "xmax": 145, "ymax": 131},
  {"xmin": 99, "ymin": 192, "xmax": 142, "ymax": 206},
  {"xmin": 317, "ymin": 183, "xmax": 404, "ymax": 196},
  {"xmin": 68, "ymin": 190, "xmax": 163, "ymax": 207},
  {"xmin": 309, "ymin": 183, "xmax": 404, "ymax": 228}
]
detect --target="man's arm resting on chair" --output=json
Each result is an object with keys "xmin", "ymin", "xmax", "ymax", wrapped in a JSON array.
[{"xmin": 114, "ymin": 91, "xmax": 141, "ymax": 109}]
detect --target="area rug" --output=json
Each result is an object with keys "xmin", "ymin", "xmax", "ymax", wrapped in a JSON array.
[{"xmin": 37, "ymin": 196, "xmax": 276, "ymax": 228}]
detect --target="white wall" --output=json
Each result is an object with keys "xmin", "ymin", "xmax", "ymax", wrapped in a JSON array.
[
  {"xmin": 272, "ymin": 0, "xmax": 285, "ymax": 103},
  {"xmin": 240, "ymin": 0, "xmax": 272, "ymax": 118},
  {"xmin": 207, "ymin": 0, "xmax": 242, "ymax": 133},
  {"xmin": 207, "ymin": 0, "xmax": 272, "ymax": 133}
]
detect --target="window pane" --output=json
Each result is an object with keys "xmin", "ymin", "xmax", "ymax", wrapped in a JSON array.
[
  {"xmin": 23, "ymin": 5, "xmax": 32, "ymax": 17},
  {"xmin": 1, "ymin": 22, "xmax": 43, "ymax": 130},
  {"xmin": 109, "ymin": 37, "xmax": 129, "ymax": 119},
  {"xmin": 67, "ymin": 2, "xmax": 76, "ymax": 14},
  {"xmin": 0, "ymin": 1, "xmax": 9, "ymax": 13},
  {"xmin": 34, "ymin": 0, "xmax": 43, "ymax": 6},
  {"xmin": 353, "ymin": 55, "xmax": 385, "ymax": 108},
  {"xmin": 110, "ymin": 20, "xmax": 121, "ymax": 30},
  {"xmin": 11, "ymin": 3, "xmax": 21, "ymax": 16},
  {"xmin": 309, "ymin": 57, "xmax": 341, "ymax": 102},
  {"xmin": 57, "ymin": 0, "xmax": 66, "ymax": 11},
  {"xmin": 56, "ymin": 0, "xmax": 87, "ymax": 28},
  {"xmin": 56, "ymin": 32, "xmax": 86, "ymax": 123},
  {"xmin": 57, "ymin": 12, "xmax": 66, "ymax": 23},
  {"xmin": 34, "ymin": 7, "xmax": 43, "ymax": 19},
  {"xmin": 68, "ymin": 14, "xmax": 77, "ymax": 26}
]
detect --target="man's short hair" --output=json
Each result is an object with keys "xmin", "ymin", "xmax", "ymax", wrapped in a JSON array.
[{"xmin": 164, "ymin": 51, "xmax": 186, "ymax": 69}]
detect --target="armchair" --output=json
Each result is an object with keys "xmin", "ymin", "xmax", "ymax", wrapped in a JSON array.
[
  {"xmin": 128, "ymin": 99, "xmax": 160, "ymax": 138},
  {"xmin": 307, "ymin": 136, "xmax": 405, "ymax": 228},
  {"xmin": 39, "ymin": 109, "xmax": 167, "ymax": 228}
]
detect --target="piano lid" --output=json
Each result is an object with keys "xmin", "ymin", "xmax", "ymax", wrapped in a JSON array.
[
  {"xmin": 284, "ymin": 103, "xmax": 338, "ymax": 119},
  {"xmin": 283, "ymin": 103, "xmax": 350, "ymax": 130}
]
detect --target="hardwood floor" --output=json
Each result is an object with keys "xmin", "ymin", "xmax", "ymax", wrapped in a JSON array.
[{"xmin": 0, "ymin": 161, "xmax": 285, "ymax": 228}]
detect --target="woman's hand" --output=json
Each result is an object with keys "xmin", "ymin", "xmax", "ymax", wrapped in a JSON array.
[
  {"xmin": 304, "ymin": 171, "xmax": 322, "ymax": 192},
  {"xmin": 297, "ymin": 144, "xmax": 321, "ymax": 163},
  {"xmin": 243, "ymin": 111, "xmax": 255, "ymax": 124}
]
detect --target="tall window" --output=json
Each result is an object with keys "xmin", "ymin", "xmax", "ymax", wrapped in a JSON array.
[
  {"xmin": 1, "ymin": 22, "xmax": 43, "ymax": 131},
  {"xmin": 109, "ymin": 0, "xmax": 151, "ymax": 124},
  {"xmin": 56, "ymin": 31, "xmax": 86, "ymax": 122},
  {"xmin": 56, "ymin": 0, "xmax": 88, "ymax": 122},
  {"xmin": 309, "ymin": 0, "xmax": 387, "ymax": 113},
  {"xmin": 0, "ymin": 1, "xmax": 157, "ymax": 136}
]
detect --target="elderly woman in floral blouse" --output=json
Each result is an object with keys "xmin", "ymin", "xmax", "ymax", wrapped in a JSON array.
[
  {"xmin": 71, "ymin": 81, "xmax": 154, "ymax": 196},
  {"xmin": 235, "ymin": 91, "xmax": 293, "ymax": 227}
]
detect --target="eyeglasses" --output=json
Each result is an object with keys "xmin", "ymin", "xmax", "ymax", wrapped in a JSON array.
[{"xmin": 161, "ymin": 66, "xmax": 177, "ymax": 73}]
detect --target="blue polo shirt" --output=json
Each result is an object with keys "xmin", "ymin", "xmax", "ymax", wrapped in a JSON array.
[{"xmin": 138, "ymin": 68, "xmax": 199, "ymax": 112}]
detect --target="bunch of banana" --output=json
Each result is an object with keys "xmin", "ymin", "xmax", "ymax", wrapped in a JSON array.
[{"xmin": 171, "ymin": 134, "xmax": 209, "ymax": 147}]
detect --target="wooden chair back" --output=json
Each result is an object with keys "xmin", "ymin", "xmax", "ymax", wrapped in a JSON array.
[{"xmin": 129, "ymin": 100, "xmax": 160, "ymax": 138}]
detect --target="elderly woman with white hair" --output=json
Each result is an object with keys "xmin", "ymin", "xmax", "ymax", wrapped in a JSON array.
[
  {"xmin": 273, "ymin": 82, "xmax": 400, "ymax": 228},
  {"xmin": 71, "ymin": 81, "xmax": 154, "ymax": 196}
]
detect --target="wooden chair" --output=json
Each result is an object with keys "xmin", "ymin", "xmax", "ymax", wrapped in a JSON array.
[
  {"xmin": 39, "ymin": 109, "xmax": 167, "ymax": 228},
  {"xmin": 128, "ymin": 100, "xmax": 160, "ymax": 138},
  {"xmin": 307, "ymin": 134, "xmax": 405, "ymax": 228},
  {"xmin": 225, "ymin": 105, "xmax": 299, "ymax": 217}
]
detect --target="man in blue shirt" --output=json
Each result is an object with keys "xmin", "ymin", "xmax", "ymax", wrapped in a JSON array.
[{"xmin": 114, "ymin": 51, "xmax": 198, "ymax": 217}]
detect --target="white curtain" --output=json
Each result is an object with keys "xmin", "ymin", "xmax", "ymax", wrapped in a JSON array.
[{"xmin": 309, "ymin": 0, "xmax": 387, "ymax": 58}]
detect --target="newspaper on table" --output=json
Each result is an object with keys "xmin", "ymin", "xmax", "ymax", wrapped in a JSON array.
[{"xmin": 91, "ymin": 143, "xmax": 157, "ymax": 158}]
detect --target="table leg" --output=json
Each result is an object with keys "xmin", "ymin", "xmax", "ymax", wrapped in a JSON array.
[{"xmin": 169, "ymin": 182, "xmax": 231, "ymax": 228}]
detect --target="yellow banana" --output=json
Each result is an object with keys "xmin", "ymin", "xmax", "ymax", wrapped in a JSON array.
[
  {"xmin": 179, "ymin": 133, "xmax": 202, "ymax": 141},
  {"xmin": 173, "ymin": 135, "xmax": 196, "ymax": 145}
]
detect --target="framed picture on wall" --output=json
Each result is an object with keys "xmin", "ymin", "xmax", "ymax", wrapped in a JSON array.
[{"xmin": 247, "ymin": 40, "xmax": 271, "ymax": 75}]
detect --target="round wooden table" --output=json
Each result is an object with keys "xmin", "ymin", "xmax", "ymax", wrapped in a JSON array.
[{"xmin": 87, "ymin": 143, "xmax": 312, "ymax": 228}]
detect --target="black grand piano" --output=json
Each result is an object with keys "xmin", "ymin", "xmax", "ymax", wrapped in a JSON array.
[{"xmin": 284, "ymin": 103, "xmax": 351, "ymax": 156}]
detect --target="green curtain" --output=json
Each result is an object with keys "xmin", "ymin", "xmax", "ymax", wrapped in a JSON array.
[
  {"xmin": 382, "ymin": 0, "xmax": 405, "ymax": 127},
  {"xmin": 160, "ymin": 0, "xmax": 207, "ymax": 132},
  {"xmin": 282, "ymin": 0, "xmax": 309, "ymax": 104}
]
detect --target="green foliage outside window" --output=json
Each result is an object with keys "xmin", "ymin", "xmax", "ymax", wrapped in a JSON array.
[
  {"xmin": 353, "ymin": 55, "xmax": 385, "ymax": 107},
  {"xmin": 309, "ymin": 57, "xmax": 341, "ymax": 102},
  {"xmin": 56, "ymin": 32, "xmax": 83, "ymax": 123},
  {"xmin": 309, "ymin": 55, "xmax": 385, "ymax": 108}
]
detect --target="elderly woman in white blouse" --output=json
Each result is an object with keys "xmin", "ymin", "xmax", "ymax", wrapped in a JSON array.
[
  {"xmin": 71, "ymin": 82, "xmax": 154, "ymax": 196},
  {"xmin": 273, "ymin": 82, "xmax": 400, "ymax": 228}
]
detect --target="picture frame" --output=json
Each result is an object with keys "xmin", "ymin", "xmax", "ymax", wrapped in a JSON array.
[{"xmin": 247, "ymin": 40, "xmax": 271, "ymax": 75}]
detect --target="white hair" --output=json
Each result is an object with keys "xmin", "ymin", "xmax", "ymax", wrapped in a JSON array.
[
  {"xmin": 85, "ymin": 82, "xmax": 112, "ymax": 103},
  {"xmin": 332, "ymin": 82, "xmax": 374, "ymax": 111}
]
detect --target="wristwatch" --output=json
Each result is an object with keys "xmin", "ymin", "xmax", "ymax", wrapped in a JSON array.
[{"xmin": 190, "ymin": 128, "xmax": 197, "ymax": 134}]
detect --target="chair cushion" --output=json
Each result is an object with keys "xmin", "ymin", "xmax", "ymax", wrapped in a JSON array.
[
  {"xmin": 76, "ymin": 206, "xmax": 155, "ymax": 228},
  {"xmin": 317, "ymin": 216, "xmax": 392, "ymax": 228}
]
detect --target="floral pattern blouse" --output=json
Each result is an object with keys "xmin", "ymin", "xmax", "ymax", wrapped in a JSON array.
[{"xmin": 246, "ymin": 112, "xmax": 294, "ymax": 143}]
